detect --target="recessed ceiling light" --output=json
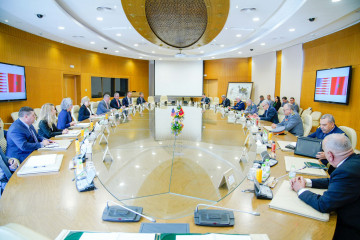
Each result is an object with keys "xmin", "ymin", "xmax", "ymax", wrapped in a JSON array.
[
  {"xmin": 200, "ymin": 51, "xmax": 204, "ymax": 53},
  {"xmin": 198, "ymin": 58, "xmax": 201, "ymax": 60},
  {"xmin": 116, "ymin": 33, "xmax": 121, "ymax": 37},
  {"xmin": 332, "ymin": 0, "xmax": 341, "ymax": 2},
  {"xmin": 236, "ymin": 34, "xmax": 242, "ymax": 37},
  {"xmin": 289, "ymin": 28, "xmax": 295, "ymax": 32},
  {"xmin": 115, "ymin": 50, "xmax": 119, "ymax": 53},
  {"xmin": 253, "ymin": 17, "xmax": 260, "ymax": 22},
  {"xmin": 58, "ymin": 26, "xmax": 65, "ymax": 30},
  {"xmin": 236, "ymin": 5, "xmax": 239, "ymax": 8},
  {"xmin": 238, "ymin": 51, "xmax": 242, "ymax": 54},
  {"xmin": 220, "ymin": 44, "xmax": 225, "ymax": 47},
  {"xmin": 225, "ymin": 27, "xmax": 228, "ymax": 30},
  {"xmin": 114, "ymin": 5, "xmax": 117, "ymax": 9},
  {"xmin": 96, "ymin": 17, "xmax": 103, "ymax": 21},
  {"xmin": 61, "ymin": 41, "xmax": 64, "ymax": 43},
  {"xmin": 134, "ymin": 43, "xmax": 138, "ymax": 47},
  {"xmin": 159, "ymin": 58, "xmax": 162, "ymax": 60},
  {"xmin": 128, "ymin": 26, "xmax": 132, "ymax": 29},
  {"xmin": 90, "ymin": 41, "xmax": 95, "ymax": 44},
  {"xmin": 214, "ymin": 39, "xmax": 217, "ymax": 42},
  {"xmin": 260, "ymin": 42, "xmax": 265, "ymax": 46},
  {"xmin": 211, "ymin": 57, "xmax": 215, "ymax": 59},
  {"xmin": 139, "ymin": 56, "xmax": 143, "ymax": 59},
  {"xmin": 151, "ymin": 51, "xmax": 155, "ymax": 53},
  {"xmin": 4, "ymin": 19, "xmax": 8, "ymax": 23}
]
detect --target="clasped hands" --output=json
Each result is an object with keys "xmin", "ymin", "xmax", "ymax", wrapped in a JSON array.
[{"xmin": 290, "ymin": 176, "xmax": 306, "ymax": 192}]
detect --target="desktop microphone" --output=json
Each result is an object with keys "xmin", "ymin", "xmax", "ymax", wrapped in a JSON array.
[
  {"xmin": 106, "ymin": 200, "xmax": 156, "ymax": 222},
  {"xmin": 195, "ymin": 204, "xmax": 260, "ymax": 216}
]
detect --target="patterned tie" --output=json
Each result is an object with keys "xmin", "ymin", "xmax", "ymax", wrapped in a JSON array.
[
  {"xmin": 29, "ymin": 127, "xmax": 38, "ymax": 143},
  {"xmin": 117, "ymin": 99, "xmax": 119, "ymax": 107}
]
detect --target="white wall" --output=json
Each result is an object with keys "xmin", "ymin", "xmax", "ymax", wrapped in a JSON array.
[
  {"xmin": 280, "ymin": 44, "xmax": 304, "ymax": 104},
  {"xmin": 251, "ymin": 51, "xmax": 276, "ymax": 104}
]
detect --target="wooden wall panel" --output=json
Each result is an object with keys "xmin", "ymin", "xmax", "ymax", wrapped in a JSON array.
[
  {"xmin": 300, "ymin": 23, "xmax": 360, "ymax": 149},
  {"xmin": 274, "ymin": 51, "xmax": 282, "ymax": 98},
  {"xmin": 0, "ymin": 23, "xmax": 149, "ymax": 123},
  {"xmin": 203, "ymin": 58, "xmax": 250, "ymax": 99}
]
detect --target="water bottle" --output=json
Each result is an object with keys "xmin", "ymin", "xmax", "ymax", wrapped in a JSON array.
[
  {"xmin": 263, "ymin": 130, "xmax": 268, "ymax": 143},
  {"xmin": 261, "ymin": 163, "xmax": 267, "ymax": 182},
  {"xmin": 289, "ymin": 164, "xmax": 296, "ymax": 179},
  {"xmin": 265, "ymin": 159, "xmax": 271, "ymax": 176}
]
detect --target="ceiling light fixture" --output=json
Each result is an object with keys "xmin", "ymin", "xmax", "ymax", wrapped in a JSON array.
[
  {"xmin": 134, "ymin": 43, "xmax": 138, "ymax": 47},
  {"xmin": 159, "ymin": 58, "xmax": 162, "ymax": 60},
  {"xmin": 115, "ymin": 50, "xmax": 119, "ymax": 53},
  {"xmin": 151, "ymin": 51, "xmax": 155, "ymax": 53},
  {"xmin": 116, "ymin": 33, "xmax": 121, "ymax": 37},
  {"xmin": 58, "ymin": 26, "xmax": 65, "ymax": 30},
  {"xmin": 236, "ymin": 5, "xmax": 239, "ymax": 9},
  {"xmin": 220, "ymin": 44, "xmax": 225, "ymax": 47},
  {"xmin": 241, "ymin": 8, "xmax": 256, "ymax": 12},
  {"xmin": 90, "ymin": 41, "xmax": 95, "ymax": 44},
  {"xmin": 96, "ymin": 17, "xmax": 103, "ymax": 21},
  {"xmin": 200, "ymin": 51, "xmax": 204, "ymax": 53},
  {"xmin": 260, "ymin": 42, "xmax": 265, "ymax": 46},
  {"xmin": 139, "ymin": 56, "xmax": 143, "ymax": 59},
  {"xmin": 332, "ymin": 0, "xmax": 341, "ymax": 2},
  {"xmin": 211, "ymin": 57, "xmax": 215, "ymax": 59},
  {"xmin": 289, "ymin": 28, "xmax": 295, "ymax": 32},
  {"xmin": 61, "ymin": 41, "xmax": 64, "ymax": 43},
  {"xmin": 238, "ymin": 51, "xmax": 242, "ymax": 54},
  {"xmin": 253, "ymin": 17, "xmax": 260, "ymax": 22},
  {"xmin": 4, "ymin": 19, "xmax": 8, "ymax": 23},
  {"xmin": 175, "ymin": 49, "xmax": 186, "ymax": 58},
  {"xmin": 236, "ymin": 34, "xmax": 242, "ymax": 37}
]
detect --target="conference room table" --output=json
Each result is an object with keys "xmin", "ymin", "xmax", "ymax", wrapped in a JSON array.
[{"xmin": 0, "ymin": 106, "xmax": 336, "ymax": 239}]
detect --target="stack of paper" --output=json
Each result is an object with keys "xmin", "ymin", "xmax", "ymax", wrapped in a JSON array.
[
  {"xmin": 38, "ymin": 140, "xmax": 72, "ymax": 151},
  {"xmin": 17, "ymin": 154, "xmax": 63, "ymax": 176},
  {"xmin": 284, "ymin": 156, "xmax": 327, "ymax": 176},
  {"xmin": 269, "ymin": 181, "xmax": 329, "ymax": 221},
  {"xmin": 73, "ymin": 123, "xmax": 90, "ymax": 128},
  {"xmin": 55, "ymin": 130, "xmax": 80, "ymax": 138},
  {"xmin": 277, "ymin": 141, "xmax": 296, "ymax": 152}
]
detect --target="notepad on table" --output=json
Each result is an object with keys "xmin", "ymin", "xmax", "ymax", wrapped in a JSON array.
[
  {"xmin": 17, "ymin": 154, "xmax": 63, "ymax": 176},
  {"xmin": 55, "ymin": 130, "xmax": 80, "ymax": 138},
  {"xmin": 73, "ymin": 123, "xmax": 90, "ymax": 128},
  {"xmin": 263, "ymin": 126, "xmax": 273, "ymax": 132},
  {"xmin": 285, "ymin": 156, "xmax": 327, "ymax": 176},
  {"xmin": 38, "ymin": 140, "xmax": 72, "ymax": 151},
  {"xmin": 277, "ymin": 141, "xmax": 297, "ymax": 152},
  {"xmin": 269, "ymin": 181, "xmax": 329, "ymax": 221}
]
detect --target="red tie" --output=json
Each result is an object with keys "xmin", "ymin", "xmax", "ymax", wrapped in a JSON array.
[{"xmin": 117, "ymin": 100, "xmax": 119, "ymax": 107}]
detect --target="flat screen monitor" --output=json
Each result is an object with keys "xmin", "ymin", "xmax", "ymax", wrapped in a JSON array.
[
  {"xmin": 314, "ymin": 66, "xmax": 352, "ymax": 105},
  {"xmin": 0, "ymin": 62, "xmax": 27, "ymax": 102}
]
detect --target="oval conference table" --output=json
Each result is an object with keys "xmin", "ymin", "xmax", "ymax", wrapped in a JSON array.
[{"xmin": 0, "ymin": 106, "xmax": 336, "ymax": 239}]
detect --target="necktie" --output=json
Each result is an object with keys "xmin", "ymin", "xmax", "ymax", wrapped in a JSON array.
[
  {"xmin": 105, "ymin": 101, "xmax": 109, "ymax": 109},
  {"xmin": 117, "ymin": 99, "xmax": 119, "ymax": 107},
  {"xmin": 29, "ymin": 127, "xmax": 38, "ymax": 143},
  {"xmin": 0, "ymin": 154, "xmax": 12, "ymax": 180}
]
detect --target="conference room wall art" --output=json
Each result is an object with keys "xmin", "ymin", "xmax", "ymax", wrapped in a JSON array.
[{"xmin": 226, "ymin": 82, "xmax": 253, "ymax": 102}]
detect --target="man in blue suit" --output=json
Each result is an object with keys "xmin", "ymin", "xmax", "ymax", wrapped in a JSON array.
[
  {"xmin": 258, "ymin": 100, "xmax": 279, "ymax": 123},
  {"xmin": 201, "ymin": 94, "xmax": 210, "ymax": 105},
  {"xmin": 6, "ymin": 107, "xmax": 52, "ymax": 163},
  {"xmin": 291, "ymin": 134, "xmax": 360, "ymax": 239},
  {"xmin": 136, "ymin": 92, "xmax": 147, "ymax": 105},
  {"xmin": 244, "ymin": 99, "xmax": 258, "ymax": 114},
  {"xmin": 271, "ymin": 103, "xmax": 304, "ymax": 136},
  {"xmin": 0, "ymin": 149, "xmax": 19, "ymax": 197},
  {"xmin": 232, "ymin": 97, "xmax": 245, "ymax": 111},
  {"xmin": 220, "ymin": 95, "xmax": 230, "ymax": 107},
  {"xmin": 97, "ymin": 94, "xmax": 112, "ymax": 115},
  {"xmin": 122, "ymin": 91, "xmax": 133, "ymax": 107},
  {"xmin": 110, "ymin": 92, "xmax": 122, "ymax": 109}
]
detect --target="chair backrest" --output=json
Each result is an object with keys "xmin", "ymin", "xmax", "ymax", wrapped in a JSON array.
[
  {"xmin": 303, "ymin": 114, "xmax": 313, "ymax": 137},
  {"xmin": 132, "ymin": 97, "xmax": 137, "ymax": 105},
  {"xmin": 310, "ymin": 111, "xmax": 322, "ymax": 127},
  {"xmin": 91, "ymin": 102, "xmax": 99, "ymax": 115},
  {"xmin": 208, "ymin": 97, "xmax": 213, "ymax": 104},
  {"xmin": 71, "ymin": 105, "xmax": 80, "ymax": 122},
  {"xmin": 160, "ymin": 95, "xmax": 168, "ymax": 103},
  {"xmin": 301, "ymin": 107, "xmax": 312, "ymax": 118},
  {"xmin": 339, "ymin": 126, "xmax": 357, "ymax": 150},
  {"xmin": 298, "ymin": 108, "xmax": 303, "ymax": 116},
  {"xmin": 277, "ymin": 107, "xmax": 284, "ymax": 115},
  {"xmin": 184, "ymin": 97, "xmax": 191, "ymax": 102},
  {"xmin": 33, "ymin": 108, "xmax": 41, "ymax": 119},
  {"xmin": 258, "ymin": 108, "xmax": 265, "ymax": 116},
  {"xmin": 32, "ymin": 119, "xmax": 40, "ymax": 132},
  {"xmin": 55, "ymin": 105, "xmax": 62, "ymax": 115},
  {"xmin": 11, "ymin": 112, "xmax": 19, "ymax": 121},
  {"xmin": 0, "ymin": 118, "xmax": 7, "ymax": 153},
  {"xmin": 148, "ymin": 96, "xmax": 155, "ymax": 103},
  {"xmin": 213, "ymin": 97, "xmax": 219, "ymax": 104}
]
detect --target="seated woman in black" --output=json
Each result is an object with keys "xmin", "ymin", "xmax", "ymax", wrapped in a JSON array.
[
  {"xmin": 38, "ymin": 103, "xmax": 68, "ymax": 139},
  {"xmin": 273, "ymin": 96, "xmax": 281, "ymax": 111},
  {"xmin": 78, "ymin": 96, "xmax": 96, "ymax": 121}
]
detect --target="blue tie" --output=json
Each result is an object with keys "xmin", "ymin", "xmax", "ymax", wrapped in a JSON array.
[{"xmin": 29, "ymin": 127, "xmax": 39, "ymax": 143}]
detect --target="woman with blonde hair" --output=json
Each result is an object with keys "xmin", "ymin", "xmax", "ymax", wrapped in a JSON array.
[
  {"xmin": 38, "ymin": 103, "xmax": 68, "ymax": 139},
  {"xmin": 78, "ymin": 96, "xmax": 95, "ymax": 121}
]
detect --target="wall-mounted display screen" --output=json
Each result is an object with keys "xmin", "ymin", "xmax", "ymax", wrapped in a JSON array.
[{"xmin": 0, "ymin": 62, "xmax": 27, "ymax": 102}]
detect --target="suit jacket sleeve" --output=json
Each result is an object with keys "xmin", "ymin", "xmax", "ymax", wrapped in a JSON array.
[
  {"xmin": 11, "ymin": 126, "xmax": 42, "ymax": 152},
  {"xmin": 260, "ymin": 108, "xmax": 276, "ymax": 121},
  {"xmin": 122, "ymin": 98, "xmax": 128, "ymax": 107},
  {"xmin": 110, "ymin": 99, "xmax": 120, "ymax": 109},
  {"xmin": 299, "ymin": 170, "xmax": 360, "ymax": 213},
  {"xmin": 57, "ymin": 111, "xmax": 71, "ymax": 130},
  {"xmin": 277, "ymin": 115, "xmax": 299, "ymax": 131},
  {"xmin": 78, "ymin": 105, "xmax": 88, "ymax": 121},
  {"xmin": 97, "ymin": 101, "xmax": 110, "ymax": 114},
  {"xmin": 136, "ymin": 97, "xmax": 141, "ymax": 105}
]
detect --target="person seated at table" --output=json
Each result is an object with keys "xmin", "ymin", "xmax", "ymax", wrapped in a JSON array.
[
  {"xmin": 136, "ymin": 92, "xmax": 147, "ymax": 105},
  {"xmin": 308, "ymin": 114, "xmax": 346, "ymax": 173},
  {"xmin": 57, "ymin": 98, "xmax": 76, "ymax": 130},
  {"xmin": 281, "ymin": 96, "xmax": 289, "ymax": 107},
  {"xmin": 110, "ymin": 92, "xmax": 122, "ymax": 109},
  {"xmin": 122, "ymin": 91, "xmax": 133, "ymax": 107},
  {"xmin": 266, "ymin": 94, "xmax": 274, "ymax": 107},
  {"xmin": 232, "ymin": 97, "xmax": 245, "ymax": 111},
  {"xmin": 256, "ymin": 100, "xmax": 279, "ymax": 123},
  {"xmin": 289, "ymin": 97, "xmax": 300, "ymax": 113},
  {"xmin": 273, "ymin": 96, "xmax": 281, "ymax": 111},
  {"xmin": 271, "ymin": 103, "xmax": 303, "ymax": 136},
  {"xmin": 200, "ymin": 93, "xmax": 210, "ymax": 105},
  {"xmin": 290, "ymin": 134, "xmax": 360, "ymax": 239},
  {"xmin": 38, "ymin": 103, "xmax": 68, "ymax": 139},
  {"xmin": 97, "ymin": 94, "xmax": 113, "ymax": 115},
  {"xmin": 79, "ymin": 96, "xmax": 96, "ymax": 121},
  {"xmin": 244, "ymin": 99, "xmax": 258, "ymax": 114},
  {"xmin": 257, "ymin": 95, "xmax": 264, "ymax": 107},
  {"xmin": 6, "ymin": 107, "xmax": 52, "ymax": 162},
  {"xmin": 220, "ymin": 95, "xmax": 230, "ymax": 107},
  {"xmin": 0, "ymin": 148, "xmax": 19, "ymax": 198}
]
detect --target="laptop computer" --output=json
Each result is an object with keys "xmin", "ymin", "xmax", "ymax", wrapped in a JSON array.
[{"xmin": 294, "ymin": 137, "xmax": 323, "ymax": 158}]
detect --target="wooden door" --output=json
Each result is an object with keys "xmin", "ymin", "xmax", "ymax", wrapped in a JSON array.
[
  {"xmin": 203, "ymin": 79, "xmax": 218, "ymax": 98},
  {"xmin": 63, "ymin": 74, "xmax": 81, "ymax": 105}
]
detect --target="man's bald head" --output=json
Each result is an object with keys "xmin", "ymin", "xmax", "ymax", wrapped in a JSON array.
[{"xmin": 323, "ymin": 134, "xmax": 353, "ymax": 167}]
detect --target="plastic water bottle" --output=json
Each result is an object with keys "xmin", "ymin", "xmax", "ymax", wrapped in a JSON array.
[
  {"xmin": 261, "ymin": 164, "xmax": 267, "ymax": 182},
  {"xmin": 289, "ymin": 164, "xmax": 296, "ymax": 179},
  {"xmin": 265, "ymin": 159, "xmax": 271, "ymax": 176},
  {"xmin": 263, "ymin": 130, "xmax": 268, "ymax": 143}
]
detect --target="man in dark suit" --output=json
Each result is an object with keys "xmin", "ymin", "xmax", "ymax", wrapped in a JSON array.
[
  {"xmin": 110, "ymin": 92, "xmax": 122, "ymax": 109},
  {"xmin": 220, "ymin": 95, "xmax": 230, "ymax": 107},
  {"xmin": 97, "ymin": 94, "xmax": 112, "ymax": 115},
  {"xmin": 6, "ymin": 107, "xmax": 52, "ymax": 162},
  {"xmin": 122, "ymin": 91, "xmax": 133, "ymax": 107},
  {"xmin": 136, "ymin": 92, "xmax": 146, "ymax": 105},
  {"xmin": 200, "ymin": 94, "xmax": 210, "ymax": 105},
  {"xmin": 257, "ymin": 100, "xmax": 279, "ymax": 123},
  {"xmin": 232, "ymin": 97, "xmax": 245, "ymax": 111},
  {"xmin": 0, "ymin": 149, "xmax": 19, "ymax": 197},
  {"xmin": 291, "ymin": 134, "xmax": 360, "ymax": 239}
]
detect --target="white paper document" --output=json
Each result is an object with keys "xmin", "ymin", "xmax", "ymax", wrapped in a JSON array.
[
  {"xmin": 277, "ymin": 141, "xmax": 297, "ymax": 152},
  {"xmin": 17, "ymin": 154, "xmax": 63, "ymax": 176},
  {"xmin": 177, "ymin": 234, "xmax": 251, "ymax": 240},
  {"xmin": 55, "ymin": 130, "xmax": 81, "ymax": 138},
  {"xmin": 38, "ymin": 140, "xmax": 72, "ymax": 151},
  {"xmin": 79, "ymin": 232, "xmax": 156, "ymax": 240},
  {"xmin": 25, "ymin": 154, "xmax": 57, "ymax": 168},
  {"xmin": 285, "ymin": 156, "xmax": 327, "ymax": 176}
]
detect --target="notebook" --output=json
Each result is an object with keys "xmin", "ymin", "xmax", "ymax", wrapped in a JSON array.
[
  {"xmin": 17, "ymin": 154, "xmax": 63, "ymax": 176},
  {"xmin": 284, "ymin": 156, "xmax": 327, "ymax": 176},
  {"xmin": 55, "ymin": 130, "xmax": 81, "ymax": 138},
  {"xmin": 72, "ymin": 123, "xmax": 90, "ymax": 128},
  {"xmin": 38, "ymin": 140, "xmax": 72, "ymax": 151},
  {"xmin": 277, "ymin": 141, "xmax": 296, "ymax": 152},
  {"xmin": 269, "ymin": 181, "xmax": 329, "ymax": 221}
]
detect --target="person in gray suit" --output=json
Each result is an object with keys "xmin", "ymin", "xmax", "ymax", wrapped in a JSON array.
[
  {"xmin": 266, "ymin": 94, "xmax": 274, "ymax": 107},
  {"xmin": 271, "ymin": 103, "xmax": 304, "ymax": 136},
  {"xmin": 290, "ymin": 97, "xmax": 300, "ymax": 113},
  {"xmin": 97, "ymin": 94, "xmax": 112, "ymax": 115}
]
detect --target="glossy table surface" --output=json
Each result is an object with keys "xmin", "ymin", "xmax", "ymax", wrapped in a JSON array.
[{"xmin": 0, "ymin": 106, "xmax": 336, "ymax": 239}]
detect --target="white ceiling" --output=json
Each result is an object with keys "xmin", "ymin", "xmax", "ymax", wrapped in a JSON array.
[{"xmin": 0, "ymin": 0, "xmax": 359, "ymax": 61}]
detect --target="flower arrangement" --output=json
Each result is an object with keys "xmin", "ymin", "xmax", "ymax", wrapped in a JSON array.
[{"xmin": 170, "ymin": 107, "xmax": 185, "ymax": 136}]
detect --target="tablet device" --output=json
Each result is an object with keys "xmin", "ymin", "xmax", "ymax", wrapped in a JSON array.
[{"xmin": 294, "ymin": 137, "xmax": 322, "ymax": 158}]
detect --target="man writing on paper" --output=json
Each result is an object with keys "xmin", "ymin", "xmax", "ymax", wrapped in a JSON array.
[
  {"xmin": 6, "ymin": 107, "xmax": 53, "ymax": 162},
  {"xmin": 271, "ymin": 103, "xmax": 304, "ymax": 136},
  {"xmin": 254, "ymin": 100, "xmax": 279, "ymax": 124},
  {"xmin": 291, "ymin": 134, "xmax": 360, "ymax": 239}
]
